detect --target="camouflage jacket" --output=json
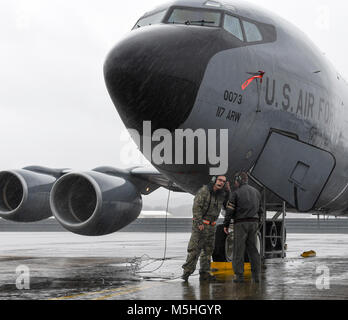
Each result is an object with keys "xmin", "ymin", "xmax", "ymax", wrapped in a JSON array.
[{"xmin": 193, "ymin": 185, "xmax": 229, "ymax": 225}]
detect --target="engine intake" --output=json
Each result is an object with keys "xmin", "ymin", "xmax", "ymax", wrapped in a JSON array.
[
  {"xmin": 0, "ymin": 169, "xmax": 56, "ymax": 222},
  {"xmin": 50, "ymin": 171, "xmax": 142, "ymax": 236}
]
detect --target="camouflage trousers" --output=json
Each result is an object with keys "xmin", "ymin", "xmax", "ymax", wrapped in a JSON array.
[{"xmin": 182, "ymin": 222, "xmax": 216, "ymax": 275}]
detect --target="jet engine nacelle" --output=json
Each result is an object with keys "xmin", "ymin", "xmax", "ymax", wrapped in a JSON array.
[
  {"xmin": 50, "ymin": 171, "xmax": 142, "ymax": 236},
  {"xmin": 0, "ymin": 169, "xmax": 56, "ymax": 222}
]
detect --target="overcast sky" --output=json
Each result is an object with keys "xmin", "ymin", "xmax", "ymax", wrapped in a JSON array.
[{"xmin": 0, "ymin": 0, "xmax": 347, "ymax": 208}]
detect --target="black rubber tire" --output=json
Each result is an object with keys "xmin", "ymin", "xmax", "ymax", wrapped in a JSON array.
[
  {"xmin": 275, "ymin": 223, "xmax": 287, "ymax": 251},
  {"xmin": 264, "ymin": 221, "xmax": 287, "ymax": 252},
  {"xmin": 212, "ymin": 225, "xmax": 228, "ymax": 262},
  {"xmin": 265, "ymin": 221, "xmax": 278, "ymax": 252},
  {"xmin": 212, "ymin": 224, "xmax": 261, "ymax": 262}
]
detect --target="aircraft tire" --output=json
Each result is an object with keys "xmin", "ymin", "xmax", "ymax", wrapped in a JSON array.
[
  {"xmin": 212, "ymin": 224, "xmax": 261, "ymax": 262},
  {"xmin": 212, "ymin": 224, "xmax": 228, "ymax": 262}
]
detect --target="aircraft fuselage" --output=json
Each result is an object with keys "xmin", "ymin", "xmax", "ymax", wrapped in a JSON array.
[{"xmin": 104, "ymin": 0, "xmax": 348, "ymax": 215}]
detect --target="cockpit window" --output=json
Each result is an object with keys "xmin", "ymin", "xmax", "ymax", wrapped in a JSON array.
[
  {"xmin": 224, "ymin": 15, "xmax": 244, "ymax": 41},
  {"xmin": 242, "ymin": 20, "xmax": 263, "ymax": 42},
  {"xmin": 167, "ymin": 8, "xmax": 221, "ymax": 27},
  {"xmin": 133, "ymin": 10, "xmax": 167, "ymax": 29}
]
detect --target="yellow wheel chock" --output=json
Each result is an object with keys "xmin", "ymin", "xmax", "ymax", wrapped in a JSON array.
[{"xmin": 301, "ymin": 250, "xmax": 316, "ymax": 258}]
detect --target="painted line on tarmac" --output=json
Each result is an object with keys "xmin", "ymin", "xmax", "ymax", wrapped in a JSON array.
[
  {"xmin": 92, "ymin": 285, "xmax": 155, "ymax": 300},
  {"xmin": 50, "ymin": 285, "xmax": 136, "ymax": 300}
]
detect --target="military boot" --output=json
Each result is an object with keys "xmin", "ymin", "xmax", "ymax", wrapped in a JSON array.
[
  {"xmin": 252, "ymin": 274, "xmax": 260, "ymax": 283},
  {"xmin": 233, "ymin": 275, "xmax": 245, "ymax": 283},
  {"xmin": 181, "ymin": 272, "xmax": 190, "ymax": 282},
  {"xmin": 199, "ymin": 273, "xmax": 216, "ymax": 282}
]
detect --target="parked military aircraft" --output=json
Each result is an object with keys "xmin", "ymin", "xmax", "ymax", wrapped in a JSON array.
[{"xmin": 1, "ymin": 0, "xmax": 347, "ymax": 241}]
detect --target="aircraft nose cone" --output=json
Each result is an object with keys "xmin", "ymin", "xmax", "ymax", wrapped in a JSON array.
[{"xmin": 104, "ymin": 25, "xmax": 227, "ymax": 133}]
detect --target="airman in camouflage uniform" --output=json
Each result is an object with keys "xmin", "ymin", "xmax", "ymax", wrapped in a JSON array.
[{"xmin": 182, "ymin": 176, "xmax": 230, "ymax": 281}]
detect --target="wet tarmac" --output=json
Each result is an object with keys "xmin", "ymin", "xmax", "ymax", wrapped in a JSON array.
[{"xmin": 1, "ymin": 232, "xmax": 348, "ymax": 300}]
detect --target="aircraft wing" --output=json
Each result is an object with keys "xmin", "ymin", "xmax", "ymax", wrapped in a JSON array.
[
  {"xmin": 0, "ymin": 165, "xmax": 187, "ymax": 236},
  {"xmin": 130, "ymin": 167, "xmax": 186, "ymax": 193}
]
